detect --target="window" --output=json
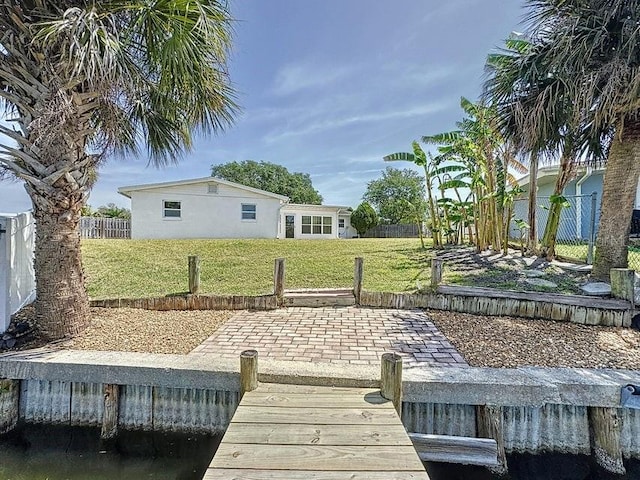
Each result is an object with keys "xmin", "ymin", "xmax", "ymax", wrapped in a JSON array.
[
  {"xmin": 163, "ymin": 201, "xmax": 181, "ymax": 218},
  {"xmin": 301, "ymin": 215, "xmax": 311, "ymax": 234},
  {"xmin": 339, "ymin": 218, "xmax": 345, "ymax": 228},
  {"xmin": 242, "ymin": 203, "xmax": 256, "ymax": 220},
  {"xmin": 301, "ymin": 215, "xmax": 332, "ymax": 235}
]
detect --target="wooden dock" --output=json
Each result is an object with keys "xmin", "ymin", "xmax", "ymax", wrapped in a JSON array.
[{"xmin": 205, "ymin": 382, "xmax": 430, "ymax": 479}]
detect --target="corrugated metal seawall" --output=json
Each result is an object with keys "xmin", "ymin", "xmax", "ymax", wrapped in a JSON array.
[
  {"xmin": 19, "ymin": 380, "xmax": 238, "ymax": 435},
  {"xmin": 10, "ymin": 379, "xmax": 640, "ymax": 459},
  {"xmin": 404, "ymin": 402, "xmax": 639, "ymax": 458}
]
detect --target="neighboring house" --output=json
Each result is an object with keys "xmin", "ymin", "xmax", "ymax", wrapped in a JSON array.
[
  {"xmin": 514, "ymin": 164, "xmax": 640, "ymax": 240},
  {"xmin": 118, "ymin": 177, "xmax": 356, "ymax": 240}
]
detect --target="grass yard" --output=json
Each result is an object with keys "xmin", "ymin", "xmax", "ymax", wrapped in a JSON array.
[{"xmin": 82, "ymin": 238, "xmax": 431, "ymax": 299}]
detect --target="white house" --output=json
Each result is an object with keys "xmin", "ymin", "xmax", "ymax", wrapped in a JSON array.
[{"xmin": 118, "ymin": 177, "xmax": 356, "ymax": 240}]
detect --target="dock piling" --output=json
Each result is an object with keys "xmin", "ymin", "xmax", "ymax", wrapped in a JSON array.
[
  {"xmin": 380, "ymin": 353, "xmax": 403, "ymax": 417},
  {"xmin": 240, "ymin": 350, "xmax": 259, "ymax": 398}
]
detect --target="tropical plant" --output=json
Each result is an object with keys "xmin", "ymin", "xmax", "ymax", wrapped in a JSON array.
[
  {"xmin": 211, "ymin": 160, "xmax": 323, "ymax": 204},
  {"xmin": 350, "ymin": 202, "xmax": 378, "ymax": 236},
  {"xmin": 486, "ymin": 1, "xmax": 640, "ymax": 279},
  {"xmin": 485, "ymin": 34, "xmax": 607, "ymax": 260},
  {"xmin": 384, "ymin": 142, "xmax": 444, "ymax": 247},
  {"xmin": 0, "ymin": 0, "xmax": 237, "ymax": 339},
  {"xmin": 424, "ymin": 98, "xmax": 526, "ymax": 253}
]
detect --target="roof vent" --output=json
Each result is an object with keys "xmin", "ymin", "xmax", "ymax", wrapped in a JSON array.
[{"xmin": 208, "ymin": 184, "xmax": 219, "ymax": 194}]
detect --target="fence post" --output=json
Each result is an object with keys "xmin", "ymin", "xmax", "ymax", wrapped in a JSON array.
[
  {"xmin": 380, "ymin": 353, "xmax": 403, "ymax": 417},
  {"xmin": 240, "ymin": 349, "xmax": 259, "ymax": 398},
  {"xmin": 610, "ymin": 268, "xmax": 635, "ymax": 308},
  {"xmin": 354, "ymin": 257, "xmax": 364, "ymax": 304},
  {"xmin": 431, "ymin": 258, "xmax": 444, "ymax": 288},
  {"xmin": 188, "ymin": 255, "xmax": 201, "ymax": 294},
  {"xmin": 587, "ymin": 192, "xmax": 597, "ymax": 265},
  {"xmin": 274, "ymin": 258, "xmax": 285, "ymax": 305}
]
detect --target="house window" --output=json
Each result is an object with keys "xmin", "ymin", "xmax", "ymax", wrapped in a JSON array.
[
  {"xmin": 301, "ymin": 215, "xmax": 332, "ymax": 234},
  {"xmin": 163, "ymin": 201, "xmax": 181, "ymax": 218},
  {"xmin": 339, "ymin": 218, "xmax": 345, "ymax": 228},
  {"xmin": 242, "ymin": 203, "xmax": 256, "ymax": 220}
]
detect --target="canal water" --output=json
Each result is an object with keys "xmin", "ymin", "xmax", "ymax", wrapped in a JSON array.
[{"xmin": 1, "ymin": 425, "xmax": 640, "ymax": 479}]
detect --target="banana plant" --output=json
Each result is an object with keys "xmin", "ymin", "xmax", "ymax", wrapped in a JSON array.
[{"xmin": 384, "ymin": 142, "xmax": 443, "ymax": 247}]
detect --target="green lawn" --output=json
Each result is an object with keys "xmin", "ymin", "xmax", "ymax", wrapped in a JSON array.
[{"xmin": 82, "ymin": 238, "xmax": 431, "ymax": 299}]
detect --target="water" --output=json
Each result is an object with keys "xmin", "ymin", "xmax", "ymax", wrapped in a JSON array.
[
  {"xmin": 1, "ymin": 426, "xmax": 640, "ymax": 480},
  {"xmin": 0, "ymin": 425, "xmax": 220, "ymax": 480}
]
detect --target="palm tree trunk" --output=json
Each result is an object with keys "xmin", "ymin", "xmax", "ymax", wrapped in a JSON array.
[
  {"xmin": 592, "ymin": 119, "xmax": 640, "ymax": 280},
  {"xmin": 540, "ymin": 154, "xmax": 575, "ymax": 260},
  {"xmin": 32, "ymin": 197, "xmax": 90, "ymax": 339}
]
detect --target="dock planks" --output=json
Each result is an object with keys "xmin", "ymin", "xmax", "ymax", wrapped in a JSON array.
[{"xmin": 205, "ymin": 383, "xmax": 429, "ymax": 479}]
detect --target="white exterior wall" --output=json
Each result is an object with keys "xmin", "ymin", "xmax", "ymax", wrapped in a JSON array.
[
  {"xmin": 0, "ymin": 212, "xmax": 36, "ymax": 333},
  {"xmin": 130, "ymin": 183, "xmax": 283, "ymax": 239},
  {"xmin": 279, "ymin": 206, "xmax": 341, "ymax": 239}
]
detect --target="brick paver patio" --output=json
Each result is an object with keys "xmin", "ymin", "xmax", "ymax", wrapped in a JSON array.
[{"xmin": 191, "ymin": 307, "xmax": 468, "ymax": 367}]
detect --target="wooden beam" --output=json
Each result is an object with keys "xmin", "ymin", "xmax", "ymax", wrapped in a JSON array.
[
  {"xmin": 381, "ymin": 353, "xmax": 403, "ymax": 417},
  {"xmin": 0, "ymin": 379, "xmax": 19, "ymax": 435},
  {"xmin": 100, "ymin": 384, "xmax": 120, "ymax": 443},
  {"xmin": 274, "ymin": 258, "xmax": 285, "ymax": 305},
  {"xmin": 354, "ymin": 257, "xmax": 364, "ymax": 304},
  {"xmin": 240, "ymin": 350, "xmax": 258, "ymax": 398},
  {"xmin": 476, "ymin": 404, "xmax": 508, "ymax": 475},
  {"xmin": 589, "ymin": 406, "xmax": 625, "ymax": 475},
  {"xmin": 409, "ymin": 432, "xmax": 499, "ymax": 467},
  {"xmin": 610, "ymin": 268, "xmax": 635, "ymax": 309},
  {"xmin": 188, "ymin": 255, "xmax": 201, "ymax": 295},
  {"xmin": 431, "ymin": 258, "xmax": 443, "ymax": 288}
]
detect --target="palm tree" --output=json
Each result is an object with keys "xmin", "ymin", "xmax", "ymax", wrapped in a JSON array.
[
  {"xmin": 485, "ymin": 35, "xmax": 607, "ymax": 260},
  {"xmin": 487, "ymin": 1, "xmax": 640, "ymax": 279},
  {"xmin": 0, "ymin": 1, "xmax": 237, "ymax": 339}
]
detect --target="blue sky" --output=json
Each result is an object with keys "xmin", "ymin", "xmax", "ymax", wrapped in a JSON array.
[{"xmin": 0, "ymin": 0, "xmax": 524, "ymax": 213}]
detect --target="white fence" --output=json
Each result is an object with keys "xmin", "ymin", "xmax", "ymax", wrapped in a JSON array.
[
  {"xmin": 80, "ymin": 216, "xmax": 130, "ymax": 239},
  {"xmin": 0, "ymin": 212, "xmax": 36, "ymax": 333}
]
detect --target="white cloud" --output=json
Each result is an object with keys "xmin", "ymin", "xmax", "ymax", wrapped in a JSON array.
[
  {"xmin": 271, "ymin": 62, "xmax": 355, "ymax": 96},
  {"xmin": 264, "ymin": 101, "xmax": 449, "ymax": 144}
]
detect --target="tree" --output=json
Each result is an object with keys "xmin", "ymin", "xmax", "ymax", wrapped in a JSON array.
[
  {"xmin": 363, "ymin": 167, "xmax": 426, "ymax": 225},
  {"xmin": 350, "ymin": 202, "xmax": 378, "ymax": 236},
  {"xmin": 485, "ymin": 36, "xmax": 606, "ymax": 260},
  {"xmin": 384, "ymin": 143, "xmax": 445, "ymax": 247},
  {"xmin": 97, "ymin": 203, "xmax": 131, "ymax": 219},
  {"xmin": 486, "ymin": 1, "xmax": 640, "ymax": 279},
  {"xmin": 0, "ymin": 1, "xmax": 237, "ymax": 339},
  {"xmin": 211, "ymin": 160, "xmax": 322, "ymax": 204}
]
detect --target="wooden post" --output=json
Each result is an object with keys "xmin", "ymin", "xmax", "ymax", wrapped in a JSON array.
[
  {"xmin": 476, "ymin": 404, "xmax": 508, "ymax": 476},
  {"xmin": 0, "ymin": 379, "xmax": 19, "ymax": 435},
  {"xmin": 589, "ymin": 406, "xmax": 625, "ymax": 475},
  {"xmin": 274, "ymin": 258, "xmax": 285, "ymax": 306},
  {"xmin": 188, "ymin": 255, "xmax": 201, "ymax": 294},
  {"xmin": 431, "ymin": 258, "xmax": 443, "ymax": 288},
  {"xmin": 354, "ymin": 257, "xmax": 364, "ymax": 305},
  {"xmin": 380, "ymin": 353, "xmax": 402, "ymax": 417},
  {"xmin": 610, "ymin": 268, "xmax": 635, "ymax": 309},
  {"xmin": 100, "ymin": 384, "xmax": 120, "ymax": 443},
  {"xmin": 240, "ymin": 350, "xmax": 259, "ymax": 398}
]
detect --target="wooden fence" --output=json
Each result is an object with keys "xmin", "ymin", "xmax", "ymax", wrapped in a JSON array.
[
  {"xmin": 80, "ymin": 217, "xmax": 130, "ymax": 239},
  {"xmin": 362, "ymin": 223, "xmax": 421, "ymax": 238}
]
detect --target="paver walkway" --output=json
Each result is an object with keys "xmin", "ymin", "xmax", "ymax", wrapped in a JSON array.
[{"xmin": 191, "ymin": 307, "xmax": 468, "ymax": 367}]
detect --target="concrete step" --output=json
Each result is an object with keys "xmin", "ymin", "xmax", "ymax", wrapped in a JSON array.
[{"xmin": 284, "ymin": 288, "xmax": 356, "ymax": 307}]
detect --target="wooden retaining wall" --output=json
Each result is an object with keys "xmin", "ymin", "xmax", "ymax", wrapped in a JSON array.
[
  {"xmin": 360, "ymin": 285, "xmax": 633, "ymax": 327},
  {"xmin": 90, "ymin": 294, "xmax": 278, "ymax": 311}
]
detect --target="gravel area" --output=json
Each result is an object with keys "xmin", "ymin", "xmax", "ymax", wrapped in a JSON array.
[
  {"xmin": 428, "ymin": 309, "xmax": 640, "ymax": 370},
  {"xmin": 60, "ymin": 308, "xmax": 234, "ymax": 355}
]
